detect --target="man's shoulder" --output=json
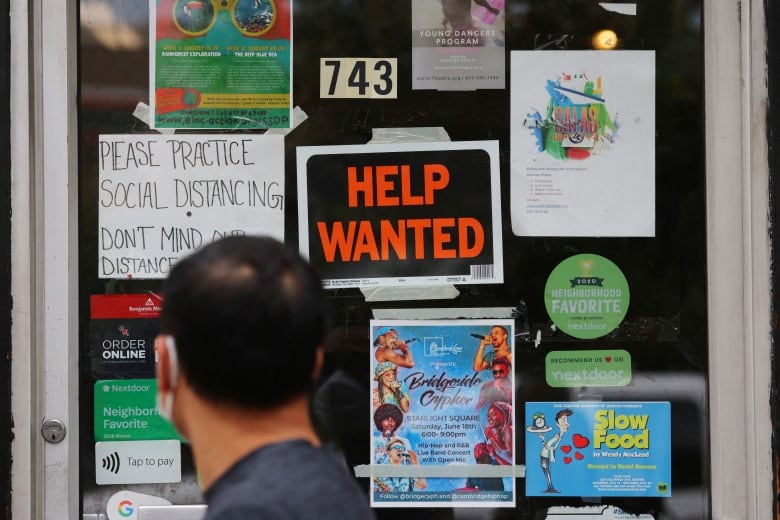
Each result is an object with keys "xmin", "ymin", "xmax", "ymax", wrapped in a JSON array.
[{"xmin": 207, "ymin": 440, "xmax": 375, "ymax": 519}]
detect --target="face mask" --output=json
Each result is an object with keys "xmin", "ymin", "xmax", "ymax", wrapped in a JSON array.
[{"xmin": 156, "ymin": 335, "xmax": 179, "ymax": 424}]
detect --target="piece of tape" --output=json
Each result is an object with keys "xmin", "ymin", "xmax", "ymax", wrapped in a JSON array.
[
  {"xmin": 361, "ymin": 285, "xmax": 460, "ymax": 302},
  {"xmin": 265, "ymin": 106, "xmax": 308, "ymax": 135},
  {"xmin": 369, "ymin": 127, "xmax": 451, "ymax": 143},
  {"xmin": 360, "ymin": 126, "xmax": 457, "ymax": 301},
  {"xmin": 132, "ymin": 103, "xmax": 308, "ymax": 135},
  {"xmin": 372, "ymin": 307, "xmax": 516, "ymax": 320},
  {"xmin": 132, "ymin": 102, "xmax": 175, "ymax": 134},
  {"xmin": 353, "ymin": 464, "xmax": 525, "ymax": 478}
]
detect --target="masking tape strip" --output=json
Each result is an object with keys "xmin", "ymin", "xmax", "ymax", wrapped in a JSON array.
[
  {"xmin": 361, "ymin": 127, "xmax": 459, "ymax": 302},
  {"xmin": 372, "ymin": 307, "xmax": 517, "ymax": 320},
  {"xmin": 353, "ymin": 464, "xmax": 525, "ymax": 478},
  {"xmin": 132, "ymin": 103, "xmax": 308, "ymax": 135}
]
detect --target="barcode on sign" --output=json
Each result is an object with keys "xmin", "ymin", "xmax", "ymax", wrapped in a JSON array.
[{"xmin": 470, "ymin": 264, "xmax": 494, "ymax": 280}]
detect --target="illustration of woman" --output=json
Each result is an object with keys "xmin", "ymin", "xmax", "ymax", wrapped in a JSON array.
[
  {"xmin": 372, "ymin": 361, "xmax": 411, "ymax": 412},
  {"xmin": 483, "ymin": 401, "xmax": 513, "ymax": 465}
]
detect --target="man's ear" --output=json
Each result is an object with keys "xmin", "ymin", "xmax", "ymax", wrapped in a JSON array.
[
  {"xmin": 155, "ymin": 334, "xmax": 179, "ymax": 392},
  {"xmin": 311, "ymin": 346, "xmax": 325, "ymax": 381}
]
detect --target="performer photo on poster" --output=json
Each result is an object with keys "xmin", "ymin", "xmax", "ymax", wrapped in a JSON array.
[
  {"xmin": 297, "ymin": 141, "xmax": 503, "ymax": 289},
  {"xmin": 412, "ymin": 0, "xmax": 505, "ymax": 90},
  {"xmin": 370, "ymin": 319, "xmax": 516, "ymax": 508},
  {"xmin": 509, "ymin": 51, "xmax": 655, "ymax": 237},
  {"xmin": 149, "ymin": 0, "xmax": 292, "ymax": 129},
  {"xmin": 525, "ymin": 401, "xmax": 671, "ymax": 497}
]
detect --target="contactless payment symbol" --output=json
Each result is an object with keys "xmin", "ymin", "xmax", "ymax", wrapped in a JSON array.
[{"xmin": 545, "ymin": 254, "xmax": 629, "ymax": 339}]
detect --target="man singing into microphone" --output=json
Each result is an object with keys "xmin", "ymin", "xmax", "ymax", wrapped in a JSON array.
[
  {"xmin": 472, "ymin": 325, "xmax": 512, "ymax": 371},
  {"xmin": 374, "ymin": 327, "xmax": 415, "ymax": 368}
]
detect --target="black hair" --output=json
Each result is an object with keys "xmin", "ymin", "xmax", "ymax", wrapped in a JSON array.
[
  {"xmin": 373, "ymin": 403, "xmax": 404, "ymax": 432},
  {"xmin": 491, "ymin": 357, "xmax": 511, "ymax": 370},
  {"xmin": 160, "ymin": 236, "xmax": 325, "ymax": 409}
]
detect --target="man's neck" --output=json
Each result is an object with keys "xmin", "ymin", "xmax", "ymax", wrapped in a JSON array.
[{"xmin": 182, "ymin": 393, "xmax": 321, "ymax": 491}]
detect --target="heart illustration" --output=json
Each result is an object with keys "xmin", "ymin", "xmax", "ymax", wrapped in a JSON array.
[
  {"xmin": 605, "ymin": 356, "xmax": 612, "ymax": 362},
  {"xmin": 573, "ymin": 433, "xmax": 590, "ymax": 449},
  {"xmin": 560, "ymin": 445, "xmax": 572, "ymax": 454},
  {"xmin": 563, "ymin": 456, "xmax": 572, "ymax": 464},
  {"xmin": 575, "ymin": 451, "xmax": 584, "ymax": 460}
]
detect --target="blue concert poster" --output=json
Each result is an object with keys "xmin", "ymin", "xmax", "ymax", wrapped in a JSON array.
[
  {"xmin": 370, "ymin": 319, "xmax": 516, "ymax": 508},
  {"xmin": 525, "ymin": 401, "xmax": 672, "ymax": 497}
]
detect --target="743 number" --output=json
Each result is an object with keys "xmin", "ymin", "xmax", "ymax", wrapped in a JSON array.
[{"xmin": 320, "ymin": 58, "xmax": 397, "ymax": 99}]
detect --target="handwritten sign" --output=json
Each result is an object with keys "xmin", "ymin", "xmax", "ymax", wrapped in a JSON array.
[{"xmin": 98, "ymin": 134, "xmax": 284, "ymax": 279}]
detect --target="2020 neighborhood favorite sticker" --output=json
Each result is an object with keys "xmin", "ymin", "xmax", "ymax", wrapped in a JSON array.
[
  {"xmin": 544, "ymin": 254, "xmax": 630, "ymax": 339},
  {"xmin": 370, "ymin": 320, "xmax": 515, "ymax": 507},
  {"xmin": 297, "ymin": 141, "xmax": 503, "ymax": 288},
  {"xmin": 525, "ymin": 401, "xmax": 671, "ymax": 497}
]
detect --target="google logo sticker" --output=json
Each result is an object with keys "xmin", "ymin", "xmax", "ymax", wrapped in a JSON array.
[{"xmin": 117, "ymin": 499, "xmax": 134, "ymax": 518}]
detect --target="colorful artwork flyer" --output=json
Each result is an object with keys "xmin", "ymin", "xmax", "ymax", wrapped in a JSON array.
[
  {"xmin": 149, "ymin": 0, "xmax": 292, "ymax": 129},
  {"xmin": 370, "ymin": 319, "xmax": 516, "ymax": 508},
  {"xmin": 509, "ymin": 51, "xmax": 655, "ymax": 237},
  {"xmin": 412, "ymin": 0, "xmax": 505, "ymax": 90},
  {"xmin": 525, "ymin": 401, "xmax": 671, "ymax": 497},
  {"xmin": 297, "ymin": 141, "xmax": 503, "ymax": 288}
]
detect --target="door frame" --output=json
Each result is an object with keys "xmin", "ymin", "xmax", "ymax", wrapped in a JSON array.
[{"xmin": 8, "ymin": 0, "xmax": 773, "ymax": 518}]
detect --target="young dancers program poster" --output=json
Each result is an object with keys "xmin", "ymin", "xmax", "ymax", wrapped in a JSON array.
[
  {"xmin": 510, "ymin": 51, "xmax": 655, "ymax": 237},
  {"xmin": 370, "ymin": 319, "xmax": 515, "ymax": 508},
  {"xmin": 412, "ymin": 0, "xmax": 505, "ymax": 90}
]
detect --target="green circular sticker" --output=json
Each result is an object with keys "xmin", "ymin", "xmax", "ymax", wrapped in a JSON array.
[{"xmin": 545, "ymin": 254, "xmax": 630, "ymax": 339}]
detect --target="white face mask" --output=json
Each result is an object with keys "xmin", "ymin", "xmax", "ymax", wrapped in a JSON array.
[{"xmin": 156, "ymin": 335, "xmax": 179, "ymax": 424}]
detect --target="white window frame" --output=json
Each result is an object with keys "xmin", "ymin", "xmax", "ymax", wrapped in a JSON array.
[{"xmin": 8, "ymin": 0, "xmax": 773, "ymax": 518}]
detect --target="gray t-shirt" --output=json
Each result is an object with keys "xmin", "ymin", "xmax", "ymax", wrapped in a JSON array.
[{"xmin": 204, "ymin": 440, "xmax": 375, "ymax": 520}]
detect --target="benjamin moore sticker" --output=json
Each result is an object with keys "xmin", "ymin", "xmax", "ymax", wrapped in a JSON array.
[
  {"xmin": 546, "ymin": 350, "xmax": 631, "ymax": 387},
  {"xmin": 96, "ymin": 440, "xmax": 181, "ymax": 485},
  {"xmin": 545, "ymin": 254, "xmax": 629, "ymax": 339},
  {"xmin": 94, "ymin": 380, "xmax": 179, "ymax": 441}
]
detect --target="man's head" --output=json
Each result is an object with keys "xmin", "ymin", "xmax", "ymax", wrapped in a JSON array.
[
  {"xmin": 373, "ymin": 328, "xmax": 398, "ymax": 349},
  {"xmin": 555, "ymin": 408, "xmax": 573, "ymax": 432},
  {"xmin": 491, "ymin": 357, "xmax": 510, "ymax": 379},
  {"xmin": 373, "ymin": 404, "xmax": 404, "ymax": 434},
  {"xmin": 386, "ymin": 439, "xmax": 409, "ymax": 464},
  {"xmin": 473, "ymin": 442, "xmax": 491, "ymax": 464},
  {"xmin": 489, "ymin": 325, "xmax": 509, "ymax": 349},
  {"xmin": 158, "ymin": 236, "xmax": 325, "ymax": 410}
]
